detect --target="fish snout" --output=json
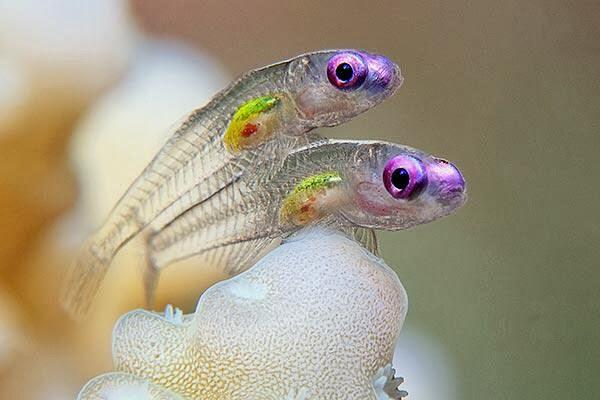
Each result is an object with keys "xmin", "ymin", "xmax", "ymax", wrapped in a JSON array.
[
  {"xmin": 361, "ymin": 52, "xmax": 403, "ymax": 93},
  {"xmin": 429, "ymin": 158, "xmax": 467, "ymax": 206}
]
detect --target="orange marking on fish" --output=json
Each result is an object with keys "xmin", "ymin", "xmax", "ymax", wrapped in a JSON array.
[{"xmin": 241, "ymin": 123, "xmax": 258, "ymax": 137}]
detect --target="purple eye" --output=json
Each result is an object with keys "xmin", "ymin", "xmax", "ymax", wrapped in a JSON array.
[
  {"xmin": 327, "ymin": 52, "xmax": 368, "ymax": 90},
  {"xmin": 383, "ymin": 155, "xmax": 428, "ymax": 199}
]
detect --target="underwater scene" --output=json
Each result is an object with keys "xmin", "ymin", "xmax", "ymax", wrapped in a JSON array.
[{"xmin": 0, "ymin": 1, "xmax": 598, "ymax": 399}]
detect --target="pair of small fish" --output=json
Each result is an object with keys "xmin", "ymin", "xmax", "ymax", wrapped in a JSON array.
[{"xmin": 62, "ymin": 49, "xmax": 467, "ymax": 316}]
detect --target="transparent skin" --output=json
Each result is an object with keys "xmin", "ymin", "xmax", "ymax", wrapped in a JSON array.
[
  {"xmin": 149, "ymin": 139, "xmax": 467, "ymax": 278},
  {"xmin": 62, "ymin": 50, "xmax": 403, "ymax": 316}
]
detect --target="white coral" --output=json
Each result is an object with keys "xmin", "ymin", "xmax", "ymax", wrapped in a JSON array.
[
  {"xmin": 101, "ymin": 381, "xmax": 151, "ymax": 400},
  {"xmin": 79, "ymin": 229, "xmax": 408, "ymax": 399},
  {"xmin": 372, "ymin": 364, "xmax": 407, "ymax": 400},
  {"xmin": 79, "ymin": 373, "xmax": 182, "ymax": 400}
]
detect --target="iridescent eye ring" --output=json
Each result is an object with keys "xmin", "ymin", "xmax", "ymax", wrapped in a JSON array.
[
  {"xmin": 383, "ymin": 155, "xmax": 428, "ymax": 199},
  {"xmin": 327, "ymin": 52, "xmax": 368, "ymax": 90}
]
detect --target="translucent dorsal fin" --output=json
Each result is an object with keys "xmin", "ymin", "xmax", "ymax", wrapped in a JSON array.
[{"xmin": 350, "ymin": 227, "xmax": 380, "ymax": 256}]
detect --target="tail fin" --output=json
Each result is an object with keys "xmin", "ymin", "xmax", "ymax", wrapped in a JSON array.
[{"xmin": 60, "ymin": 237, "xmax": 114, "ymax": 318}]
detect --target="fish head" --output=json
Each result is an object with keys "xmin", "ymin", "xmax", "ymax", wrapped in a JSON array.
[
  {"xmin": 287, "ymin": 50, "xmax": 403, "ymax": 128},
  {"xmin": 340, "ymin": 141, "xmax": 467, "ymax": 230}
]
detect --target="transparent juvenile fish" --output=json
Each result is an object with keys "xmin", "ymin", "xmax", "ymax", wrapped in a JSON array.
[
  {"xmin": 147, "ymin": 139, "xmax": 467, "ymax": 281},
  {"xmin": 62, "ymin": 49, "xmax": 403, "ymax": 316}
]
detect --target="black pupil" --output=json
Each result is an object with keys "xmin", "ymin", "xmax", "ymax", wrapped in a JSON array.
[
  {"xmin": 391, "ymin": 168, "xmax": 410, "ymax": 190},
  {"xmin": 335, "ymin": 63, "xmax": 354, "ymax": 82}
]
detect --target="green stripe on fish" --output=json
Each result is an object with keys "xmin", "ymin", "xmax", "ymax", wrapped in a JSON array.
[
  {"xmin": 280, "ymin": 172, "xmax": 344, "ymax": 226},
  {"xmin": 224, "ymin": 95, "xmax": 282, "ymax": 152}
]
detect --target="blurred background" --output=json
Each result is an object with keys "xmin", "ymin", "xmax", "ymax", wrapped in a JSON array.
[{"xmin": 0, "ymin": 0, "xmax": 598, "ymax": 399}]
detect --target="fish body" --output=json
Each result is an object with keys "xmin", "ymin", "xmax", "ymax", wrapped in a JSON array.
[
  {"xmin": 63, "ymin": 50, "xmax": 402, "ymax": 315},
  {"xmin": 147, "ymin": 139, "xmax": 467, "ymax": 277}
]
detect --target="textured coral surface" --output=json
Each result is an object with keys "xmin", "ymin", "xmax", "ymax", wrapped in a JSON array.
[{"xmin": 79, "ymin": 229, "xmax": 407, "ymax": 399}]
